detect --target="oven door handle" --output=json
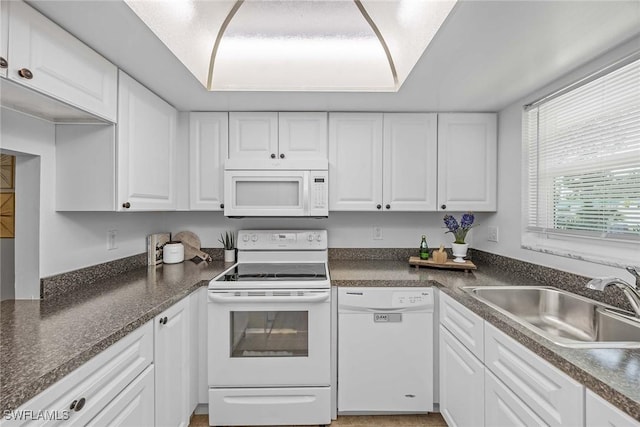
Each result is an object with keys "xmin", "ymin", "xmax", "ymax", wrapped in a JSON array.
[{"xmin": 208, "ymin": 291, "xmax": 330, "ymax": 304}]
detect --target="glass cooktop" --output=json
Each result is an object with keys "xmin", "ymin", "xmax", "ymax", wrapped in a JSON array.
[{"xmin": 215, "ymin": 263, "xmax": 328, "ymax": 282}]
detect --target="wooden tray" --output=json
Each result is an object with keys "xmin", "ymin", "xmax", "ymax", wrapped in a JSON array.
[{"xmin": 409, "ymin": 256, "xmax": 477, "ymax": 272}]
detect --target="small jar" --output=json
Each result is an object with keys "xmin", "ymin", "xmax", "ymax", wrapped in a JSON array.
[{"xmin": 163, "ymin": 241, "xmax": 184, "ymax": 264}]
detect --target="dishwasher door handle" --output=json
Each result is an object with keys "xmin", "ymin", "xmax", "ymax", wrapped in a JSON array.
[{"xmin": 209, "ymin": 291, "xmax": 330, "ymax": 304}]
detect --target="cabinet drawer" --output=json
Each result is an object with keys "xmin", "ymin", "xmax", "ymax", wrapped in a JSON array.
[
  {"xmin": 485, "ymin": 369, "xmax": 547, "ymax": 426},
  {"xmin": 484, "ymin": 323, "xmax": 583, "ymax": 427},
  {"xmin": 14, "ymin": 322, "xmax": 153, "ymax": 426},
  {"xmin": 586, "ymin": 389, "xmax": 640, "ymax": 427},
  {"xmin": 439, "ymin": 291, "xmax": 484, "ymax": 361}
]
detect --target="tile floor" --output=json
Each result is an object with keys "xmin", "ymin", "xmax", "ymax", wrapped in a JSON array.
[{"xmin": 190, "ymin": 413, "xmax": 448, "ymax": 427}]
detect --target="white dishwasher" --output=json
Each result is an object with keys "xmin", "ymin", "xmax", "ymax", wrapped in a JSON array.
[{"xmin": 338, "ymin": 287, "xmax": 434, "ymax": 414}]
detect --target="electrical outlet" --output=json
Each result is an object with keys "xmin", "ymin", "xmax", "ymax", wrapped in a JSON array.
[
  {"xmin": 107, "ymin": 230, "xmax": 118, "ymax": 250},
  {"xmin": 373, "ymin": 226, "xmax": 383, "ymax": 240},
  {"xmin": 487, "ymin": 226, "xmax": 499, "ymax": 242}
]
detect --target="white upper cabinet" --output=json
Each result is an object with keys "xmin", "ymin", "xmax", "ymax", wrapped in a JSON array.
[
  {"xmin": 0, "ymin": 1, "xmax": 7, "ymax": 79},
  {"xmin": 118, "ymin": 71, "xmax": 177, "ymax": 211},
  {"xmin": 189, "ymin": 112, "xmax": 228, "ymax": 210},
  {"xmin": 229, "ymin": 112, "xmax": 327, "ymax": 160},
  {"xmin": 329, "ymin": 113, "xmax": 383, "ymax": 211},
  {"xmin": 6, "ymin": 1, "xmax": 117, "ymax": 122},
  {"xmin": 229, "ymin": 112, "xmax": 278, "ymax": 160},
  {"xmin": 383, "ymin": 113, "xmax": 437, "ymax": 211},
  {"xmin": 329, "ymin": 113, "xmax": 436, "ymax": 211},
  {"xmin": 438, "ymin": 113, "xmax": 497, "ymax": 211},
  {"xmin": 278, "ymin": 112, "xmax": 328, "ymax": 160}
]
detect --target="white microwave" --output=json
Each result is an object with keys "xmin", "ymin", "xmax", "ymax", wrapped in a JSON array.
[{"xmin": 224, "ymin": 160, "xmax": 329, "ymax": 217}]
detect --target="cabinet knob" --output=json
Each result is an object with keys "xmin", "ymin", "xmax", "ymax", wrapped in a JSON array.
[
  {"xmin": 0, "ymin": 57, "xmax": 7, "ymax": 69},
  {"xmin": 280, "ymin": 153, "xmax": 285, "ymax": 159},
  {"xmin": 441, "ymin": 204, "xmax": 447, "ymax": 210},
  {"xmin": 376, "ymin": 204, "xmax": 382, "ymax": 210},
  {"xmin": 220, "ymin": 203, "xmax": 224, "ymax": 209},
  {"xmin": 270, "ymin": 153, "xmax": 276, "ymax": 159},
  {"xmin": 70, "ymin": 397, "xmax": 86, "ymax": 412},
  {"xmin": 122, "ymin": 202, "xmax": 131, "ymax": 209},
  {"xmin": 385, "ymin": 204, "xmax": 391, "ymax": 210},
  {"xmin": 18, "ymin": 68, "xmax": 33, "ymax": 79},
  {"xmin": 160, "ymin": 316, "xmax": 168, "ymax": 325}
]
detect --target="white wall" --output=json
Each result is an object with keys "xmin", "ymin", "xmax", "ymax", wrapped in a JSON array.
[{"xmin": 473, "ymin": 36, "xmax": 640, "ymax": 279}]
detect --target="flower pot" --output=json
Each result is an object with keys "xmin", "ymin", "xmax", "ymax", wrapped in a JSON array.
[
  {"xmin": 224, "ymin": 249, "xmax": 236, "ymax": 263},
  {"xmin": 451, "ymin": 243, "xmax": 469, "ymax": 263}
]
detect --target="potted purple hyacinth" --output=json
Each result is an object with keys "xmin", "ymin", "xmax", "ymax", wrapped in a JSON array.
[{"xmin": 443, "ymin": 212, "xmax": 475, "ymax": 263}]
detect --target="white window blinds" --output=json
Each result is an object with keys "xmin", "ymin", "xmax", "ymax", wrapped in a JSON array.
[{"xmin": 525, "ymin": 56, "xmax": 640, "ymax": 242}]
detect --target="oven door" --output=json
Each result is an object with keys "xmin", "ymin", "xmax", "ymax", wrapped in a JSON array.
[{"xmin": 208, "ymin": 289, "xmax": 331, "ymax": 387}]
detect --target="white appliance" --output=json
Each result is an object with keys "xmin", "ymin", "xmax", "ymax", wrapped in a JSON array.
[
  {"xmin": 338, "ymin": 287, "xmax": 434, "ymax": 414},
  {"xmin": 223, "ymin": 159, "xmax": 328, "ymax": 217},
  {"xmin": 208, "ymin": 230, "xmax": 332, "ymax": 426}
]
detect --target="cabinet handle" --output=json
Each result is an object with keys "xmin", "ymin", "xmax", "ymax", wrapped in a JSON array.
[
  {"xmin": 159, "ymin": 316, "xmax": 168, "ymax": 325},
  {"xmin": 441, "ymin": 204, "xmax": 447, "ymax": 210},
  {"xmin": 220, "ymin": 203, "xmax": 224, "ymax": 209},
  {"xmin": 280, "ymin": 153, "xmax": 285, "ymax": 159},
  {"xmin": 376, "ymin": 204, "xmax": 382, "ymax": 210},
  {"xmin": 385, "ymin": 204, "xmax": 391, "ymax": 210},
  {"xmin": 18, "ymin": 68, "xmax": 33, "ymax": 79},
  {"xmin": 122, "ymin": 202, "xmax": 131, "ymax": 209},
  {"xmin": 270, "ymin": 153, "xmax": 276, "ymax": 159},
  {"xmin": 0, "ymin": 57, "xmax": 7, "ymax": 69},
  {"xmin": 69, "ymin": 400, "xmax": 77, "ymax": 410}
]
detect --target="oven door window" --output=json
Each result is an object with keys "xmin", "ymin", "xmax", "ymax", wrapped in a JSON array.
[{"xmin": 230, "ymin": 311, "xmax": 308, "ymax": 357}]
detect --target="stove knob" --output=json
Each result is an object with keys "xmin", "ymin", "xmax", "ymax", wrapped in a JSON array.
[
  {"xmin": 242, "ymin": 234, "xmax": 249, "ymax": 242},
  {"xmin": 316, "ymin": 234, "xmax": 322, "ymax": 242},
  {"xmin": 307, "ymin": 234, "xmax": 314, "ymax": 242},
  {"xmin": 251, "ymin": 234, "xmax": 258, "ymax": 242}
]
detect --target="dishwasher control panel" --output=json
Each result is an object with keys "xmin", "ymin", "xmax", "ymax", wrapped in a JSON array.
[
  {"xmin": 391, "ymin": 291, "xmax": 433, "ymax": 308},
  {"xmin": 338, "ymin": 287, "xmax": 434, "ymax": 311}
]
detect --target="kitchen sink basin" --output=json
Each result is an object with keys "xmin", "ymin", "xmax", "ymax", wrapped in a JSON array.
[{"xmin": 463, "ymin": 286, "xmax": 640, "ymax": 348}]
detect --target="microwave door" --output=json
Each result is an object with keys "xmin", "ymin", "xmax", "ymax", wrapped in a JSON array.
[{"xmin": 224, "ymin": 171, "xmax": 305, "ymax": 217}]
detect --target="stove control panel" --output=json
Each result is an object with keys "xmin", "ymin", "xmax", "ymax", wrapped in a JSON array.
[{"xmin": 238, "ymin": 230, "xmax": 327, "ymax": 250}]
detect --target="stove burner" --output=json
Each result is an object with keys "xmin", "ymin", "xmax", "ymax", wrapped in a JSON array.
[{"xmin": 217, "ymin": 263, "xmax": 326, "ymax": 282}]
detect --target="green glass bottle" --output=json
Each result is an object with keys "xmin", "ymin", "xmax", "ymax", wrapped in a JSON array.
[{"xmin": 419, "ymin": 235, "xmax": 429, "ymax": 260}]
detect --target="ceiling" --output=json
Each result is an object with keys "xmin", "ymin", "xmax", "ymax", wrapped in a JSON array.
[{"xmin": 28, "ymin": 0, "xmax": 640, "ymax": 113}]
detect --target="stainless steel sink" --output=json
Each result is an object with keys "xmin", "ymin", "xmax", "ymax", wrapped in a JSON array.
[{"xmin": 463, "ymin": 286, "xmax": 640, "ymax": 348}]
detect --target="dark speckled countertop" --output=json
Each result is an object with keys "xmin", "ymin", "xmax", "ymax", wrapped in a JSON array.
[
  {"xmin": 330, "ymin": 259, "xmax": 640, "ymax": 422},
  {"xmin": 2, "ymin": 257, "xmax": 639, "ymax": 422},
  {"xmin": 0, "ymin": 261, "xmax": 229, "ymax": 413}
]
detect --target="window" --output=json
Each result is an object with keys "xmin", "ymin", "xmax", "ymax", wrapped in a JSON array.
[{"xmin": 524, "ymin": 54, "xmax": 640, "ymax": 265}]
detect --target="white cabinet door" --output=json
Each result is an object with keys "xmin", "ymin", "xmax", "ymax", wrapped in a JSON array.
[
  {"xmin": 484, "ymin": 323, "xmax": 584, "ymax": 427},
  {"xmin": 189, "ymin": 112, "xmax": 228, "ymax": 210},
  {"xmin": 7, "ymin": 1, "xmax": 117, "ymax": 122},
  {"xmin": 383, "ymin": 113, "xmax": 437, "ymax": 211},
  {"xmin": 0, "ymin": 1, "xmax": 7, "ymax": 79},
  {"xmin": 118, "ymin": 71, "xmax": 177, "ymax": 211},
  {"xmin": 86, "ymin": 366, "xmax": 155, "ymax": 427},
  {"xmin": 229, "ymin": 112, "xmax": 278, "ymax": 160},
  {"xmin": 278, "ymin": 112, "xmax": 328, "ymax": 160},
  {"xmin": 188, "ymin": 288, "xmax": 208, "ymax": 412},
  {"xmin": 485, "ymin": 369, "xmax": 547, "ymax": 427},
  {"xmin": 329, "ymin": 113, "xmax": 383, "ymax": 211},
  {"xmin": 439, "ymin": 326, "xmax": 484, "ymax": 427},
  {"xmin": 437, "ymin": 113, "xmax": 497, "ymax": 212},
  {"xmin": 155, "ymin": 297, "xmax": 190, "ymax": 427},
  {"xmin": 586, "ymin": 389, "xmax": 640, "ymax": 427}
]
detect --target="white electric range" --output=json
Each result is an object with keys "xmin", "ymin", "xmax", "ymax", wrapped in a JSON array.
[{"xmin": 207, "ymin": 230, "xmax": 331, "ymax": 427}]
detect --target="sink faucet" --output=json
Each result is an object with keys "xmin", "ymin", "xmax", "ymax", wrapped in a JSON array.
[{"xmin": 586, "ymin": 267, "xmax": 640, "ymax": 318}]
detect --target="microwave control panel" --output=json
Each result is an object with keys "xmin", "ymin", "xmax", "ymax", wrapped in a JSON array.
[
  {"xmin": 238, "ymin": 230, "xmax": 328, "ymax": 250},
  {"xmin": 310, "ymin": 171, "xmax": 328, "ymax": 211}
]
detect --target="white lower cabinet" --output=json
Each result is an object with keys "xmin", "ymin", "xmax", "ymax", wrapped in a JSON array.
[
  {"xmin": 154, "ymin": 297, "xmax": 190, "ymax": 427},
  {"xmin": 10, "ymin": 322, "xmax": 153, "ymax": 426},
  {"xmin": 485, "ymin": 369, "xmax": 546, "ymax": 426},
  {"xmin": 439, "ymin": 325, "xmax": 485, "ymax": 427},
  {"xmin": 586, "ymin": 389, "xmax": 640, "ymax": 427},
  {"xmin": 86, "ymin": 365, "xmax": 155, "ymax": 427},
  {"xmin": 484, "ymin": 323, "xmax": 584, "ymax": 427}
]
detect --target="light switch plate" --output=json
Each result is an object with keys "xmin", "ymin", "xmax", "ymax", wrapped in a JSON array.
[
  {"xmin": 487, "ymin": 226, "xmax": 499, "ymax": 242},
  {"xmin": 373, "ymin": 226, "xmax": 383, "ymax": 240}
]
